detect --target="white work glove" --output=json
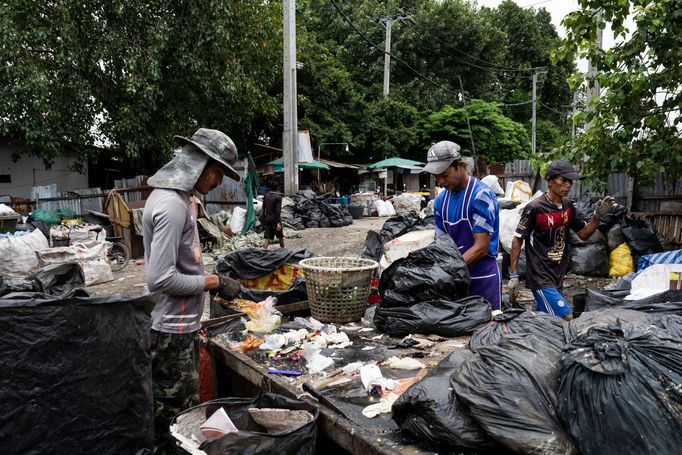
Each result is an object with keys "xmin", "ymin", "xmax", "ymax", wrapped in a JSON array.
[
  {"xmin": 508, "ymin": 273, "xmax": 520, "ymax": 302},
  {"xmin": 594, "ymin": 196, "xmax": 616, "ymax": 219}
]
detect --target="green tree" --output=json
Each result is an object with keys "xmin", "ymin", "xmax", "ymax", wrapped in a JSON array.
[
  {"xmin": 0, "ymin": 0, "xmax": 281, "ymax": 171},
  {"xmin": 553, "ymin": 0, "xmax": 682, "ymax": 185},
  {"xmin": 419, "ymin": 99, "xmax": 530, "ymax": 164},
  {"xmin": 356, "ymin": 98, "xmax": 420, "ymax": 162}
]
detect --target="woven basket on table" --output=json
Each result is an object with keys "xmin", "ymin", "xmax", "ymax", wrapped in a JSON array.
[{"xmin": 298, "ymin": 257, "xmax": 379, "ymax": 323}]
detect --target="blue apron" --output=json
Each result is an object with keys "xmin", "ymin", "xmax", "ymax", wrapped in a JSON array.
[{"xmin": 442, "ymin": 177, "xmax": 501, "ymax": 310}]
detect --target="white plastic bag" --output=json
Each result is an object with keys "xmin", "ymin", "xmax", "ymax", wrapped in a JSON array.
[
  {"xmin": 386, "ymin": 200, "xmax": 397, "ymax": 216},
  {"xmin": 481, "ymin": 175, "xmax": 505, "ymax": 196},
  {"xmin": 229, "ymin": 206, "xmax": 247, "ymax": 234},
  {"xmin": 0, "ymin": 229, "xmax": 49, "ymax": 278},
  {"xmin": 37, "ymin": 240, "xmax": 113, "ymax": 286}
]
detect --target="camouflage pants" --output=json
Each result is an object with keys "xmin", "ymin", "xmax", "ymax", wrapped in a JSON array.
[{"xmin": 151, "ymin": 330, "xmax": 200, "ymax": 455}]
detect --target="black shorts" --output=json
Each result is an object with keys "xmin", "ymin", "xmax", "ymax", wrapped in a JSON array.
[{"xmin": 263, "ymin": 223, "xmax": 282, "ymax": 240}]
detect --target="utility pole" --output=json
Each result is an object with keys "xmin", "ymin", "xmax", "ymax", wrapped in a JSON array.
[
  {"xmin": 530, "ymin": 71, "xmax": 538, "ymax": 155},
  {"xmin": 283, "ymin": 0, "xmax": 298, "ymax": 195},
  {"xmin": 379, "ymin": 14, "xmax": 411, "ymax": 98},
  {"xmin": 572, "ymin": 90, "xmax": 578, "ymax": 138}
]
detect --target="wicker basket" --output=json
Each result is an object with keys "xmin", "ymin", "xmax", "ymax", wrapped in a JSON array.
[{"xmin": 299, "ymin": 257, "xmax": 379, "ymax": 323}]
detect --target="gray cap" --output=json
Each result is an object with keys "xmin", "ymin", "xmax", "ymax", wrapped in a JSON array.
[
  {"xmin": 174, "ymin": 128, "xmax": 241, "ymax": 182},
  {"xmin": 423, "ymin": 141, "xmax": 462, "ymax": 175},
  {"xmin": 546, "ymin": 159, "xmax": 584, "ymax": 180}
]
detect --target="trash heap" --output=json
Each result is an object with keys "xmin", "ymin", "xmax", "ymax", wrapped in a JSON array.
[{"xmin": 280, "ymin": 192, "xmax": 353, "ymax": 230}]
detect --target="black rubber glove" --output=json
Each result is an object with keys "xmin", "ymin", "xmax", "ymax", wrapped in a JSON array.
[{"xmin": 210, "ymin": 274, "xmax": 241, "ymax": 300}]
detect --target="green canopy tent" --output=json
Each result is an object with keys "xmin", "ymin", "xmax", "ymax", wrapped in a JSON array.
[
  {"xmin": 367, "ymin": 157, "xmax": 424, "ymax": 196},
  {"xmin": 266, "ymin": 157, "xmax": 331, "ymax": 171}
]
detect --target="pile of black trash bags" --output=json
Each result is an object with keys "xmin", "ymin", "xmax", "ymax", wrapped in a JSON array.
[
  {"xmin": 392, "ymin": 291, "xmax": 682, "ymax": 455},
  {"xmin": 569, "ymin": 192, "xmax": 665, "ymax": 276},
  {"xmin": 280, "ymin": 191, "xmax": 353, "ymax": 230}
]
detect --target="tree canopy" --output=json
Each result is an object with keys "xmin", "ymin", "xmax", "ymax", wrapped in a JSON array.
[
  {"xmin": 552, "ymin": 0, "xmax": 682, "ymax": 185},
  {"xmin": 0, "ymin": 0, "xmax": 576, "ymax": 170}
]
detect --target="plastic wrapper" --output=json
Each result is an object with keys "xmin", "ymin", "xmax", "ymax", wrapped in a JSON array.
[
  {"xmin": 236, "ymin": 296, "xmax": 282, "ymax": 333},
  {"xmin": 558, "ymin": 322, "xmax": 682, "ymax": 455}
]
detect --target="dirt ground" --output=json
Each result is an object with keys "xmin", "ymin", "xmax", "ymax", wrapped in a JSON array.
[{"xmin": 87, "ymin": 215, "xmax": 616, "ymax": 308}]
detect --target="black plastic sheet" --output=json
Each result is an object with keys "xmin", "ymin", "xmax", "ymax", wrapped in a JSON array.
[
  {"xmin": 35, "ymin": 263, "xmax": 86, "ymax": 296},
  {"xmin": 182, "ymin": 393, "xmax": 318, "ymax": 455},
  {"xmin": 374, "ymin": 296, "xmax": 491, "ymax": 337},
  {"xmin": 215, "ymin": 248, "xmax": 313, "ymax": 280},
  {"xmin": 564, "ymin": 308, "xmax": 654, "ymax": 343},
  {"xmin": 583, "ymin": 288, "xmax": 631, "ymax": 312},
  {"xmin": 378, "ymin": 235, "xmax": 469, "ymax": 307},
  {"xmin": 452, "ymin": 333, "xmax": 577, "ymax": 454},
  {"xmin": 469, "ymin": 309, "xmax": 566, "ymax": 352},
  {"xmin": 0, "ymin": 293, "xmax": 155, "ymax": 454},
  {"xmin": 392, "ymin": 349, "xmax": 493, "ymax": 450},
  {"xmin": 558, "ymin": 322, "xmax": 682, "ymax": 455},
  {"xmin": 569, "ymin": 244, "xmax": 609, "ymax": 276}
]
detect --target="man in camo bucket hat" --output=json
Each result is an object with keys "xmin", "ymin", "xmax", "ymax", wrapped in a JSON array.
[{"xmin": 143, "ymin": 128, "xmax": 242, "ymax": 453}]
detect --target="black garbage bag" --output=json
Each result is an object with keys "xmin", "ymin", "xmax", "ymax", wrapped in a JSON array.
[
  {"xmin": 569, "ymin": 228, "xmax": 606, "ymax": 246},
  {"xmin": 452, "ymin": 333, "xmax": 577, "ymax": 455},
  {"xmin": 305, "ymin": 220, "xmax": 319, "ymax": 228},
  {"xmin": 392, "ymin": 349, "xmax": 493, "ymax": 450},
  {"xmin": 653, "ymin": 314, "xmax": 682, "ymax": 338},
  {"xmin": 0, "ymin": 293, "xmax": 155, "ymax": 454},
  {"xmin": 469, "ymin": 309, "xmax": 566, "ymax": 352},
  {"xmin": 318, "ymin": 217, "xmax": 330, "ymax": 228},
  {"xmin": 606, "ymin": 224, "xmax": 626, "ymax": 251},
  {"xmin": 620, "ymin": 290, "xmax": 682, "ymax": 314},
  {"xmin": 574, "ymin": 191, "xmax": 596, "ymax": 222},
  {"xmin": 558, "ymin": 322, "xmax": 682, "ymax": 455},
  {"xmin": 564, "ymin": 308, "xmax": 655, "ymax": 342},
  {"xmin": 621, "ymin": 215, "xmax": 663, "ymax": 257},
  {"xmin": 215, "ymin": 248, "xmax": 313, "ymax": 280},
  {"xmin": 374, "ymin": 296, "xmax": 491, "ymax": 337},
  {"xmin": 361, "ymin": 214, "xmax": 435, "ymax": 262},
  {"xmin": 583, "ymin": 288, "xmax": 631, "ymax": 312},
  {"xmin": 378, "ymin": 235, "xmax": 470, "ymax": 307},
  {"xmin": 173, "ymin": 392, "xmax": 318, "ymax": 455},
  {"xmin": 569, "ymin": 243, "xmax": 609, "ymax": 276},
  {"xmin": 34, "ymin": 262, "xmax": 86, "ymax": 296}
]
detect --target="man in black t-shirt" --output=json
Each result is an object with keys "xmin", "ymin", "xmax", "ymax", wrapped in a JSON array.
[
  {"xmin": 509, "ymin": 160, "xmax": 615, "ymax": 320},
  {"xmin": 261, "ymin": 181, "xmax": 284, "ymax": 249}
]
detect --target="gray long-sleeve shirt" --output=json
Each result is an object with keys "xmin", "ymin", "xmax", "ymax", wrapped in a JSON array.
[{"xmin": 143, "ymin": 189, "xmax": 205, "ymax": 333}]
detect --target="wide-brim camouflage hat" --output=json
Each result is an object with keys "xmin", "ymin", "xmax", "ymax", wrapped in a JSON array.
[{"xmin": 174, "ymin": 128, "xmax": 241, "ymax": 182}]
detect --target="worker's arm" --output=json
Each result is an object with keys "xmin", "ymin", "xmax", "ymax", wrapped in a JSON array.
[
  {"xmin": 510, "ymin": 236, "xmax": 523, "ymax": 273},
  {"xmin": 463, "ymin": 233, "xmax": 491, "ymax": 266},
  {"xmin": 576, "ymin": 196, "xmax": 616, "ymax": 240},
  {"xmin": 145, "ymin": 195, "xmax": 205, "ymax": 296}
]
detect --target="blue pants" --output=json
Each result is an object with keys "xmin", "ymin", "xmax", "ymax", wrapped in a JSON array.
[{"xmin": 532, "ymin": 288, "xmax": 572, "ymax": 318}]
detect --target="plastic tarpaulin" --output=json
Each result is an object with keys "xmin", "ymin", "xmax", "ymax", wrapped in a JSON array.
[
  {"xmin": 215, "ymin": 248, "xmax": 313, "ymax": 280},
  {"xmin": 391, "ymin": 349, "xmax": 493, "ymax": 450},
  {"xmin": 0, "ymin": 293, "xmax": 155, "ymax": 454},
  {"xmin": 558, "ymin": 322, "xmax": 682, "ymax": 455}
]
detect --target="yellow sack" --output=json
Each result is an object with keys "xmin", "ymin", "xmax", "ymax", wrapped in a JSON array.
[
  {"xmin": 609, "ymin": 243, "xmax": 634, "ymax": 277},
  {"xmin": 240, "ymin": 264, "xmax": 304, "ymax": 291}
]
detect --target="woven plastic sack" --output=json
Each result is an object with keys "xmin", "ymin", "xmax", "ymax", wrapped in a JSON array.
[
  {"xmin": 608, "ymin": 243, "xmax": 634, "ymax": 277},
  {"xmin": 0, "ymin": 229, "xmax": 49, "ymax": 279}
]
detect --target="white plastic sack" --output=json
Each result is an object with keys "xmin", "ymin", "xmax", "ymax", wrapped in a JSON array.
[
  {"xmin": 391, "ymin": 193, "xmax": 422, "ymax": 216},
  {"xmin": 37, "ymin": 240, "xmax": 113, "ymax": 286},
  {"xmin": 229, "ymin": 206, "xmax": 247, "ymax": 234},
  {"xmin": 0, "ymin": 203, "xmax": 18, "ymax": 216},
  {"xmin": 626, "ymin": 264, "xmax": 682, "ymax": 300},
  {"xmin": 0, "ymin": 229, "xmax": 49, "ymax": 278},
  {"xmin": 375, "ymin": 200, "xmax": 390, "ymax": 217},
  {"xmin": 499, "ymin": 207, "xmax": 523, "ymax": 253},
  {"xmin": 505, "ymin": 180, "xmax": 532, "ymax": 202},
  {"xmin": 386, "ymin": 200, "xmax": 397, "ymax": 216},
  {"xmin": 481, "ymin": 175, "xmax": 504, "ymax": 196},
  {"xmin": 50, "ymin": 225, "xmax": 106, "ymax": 244}
]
